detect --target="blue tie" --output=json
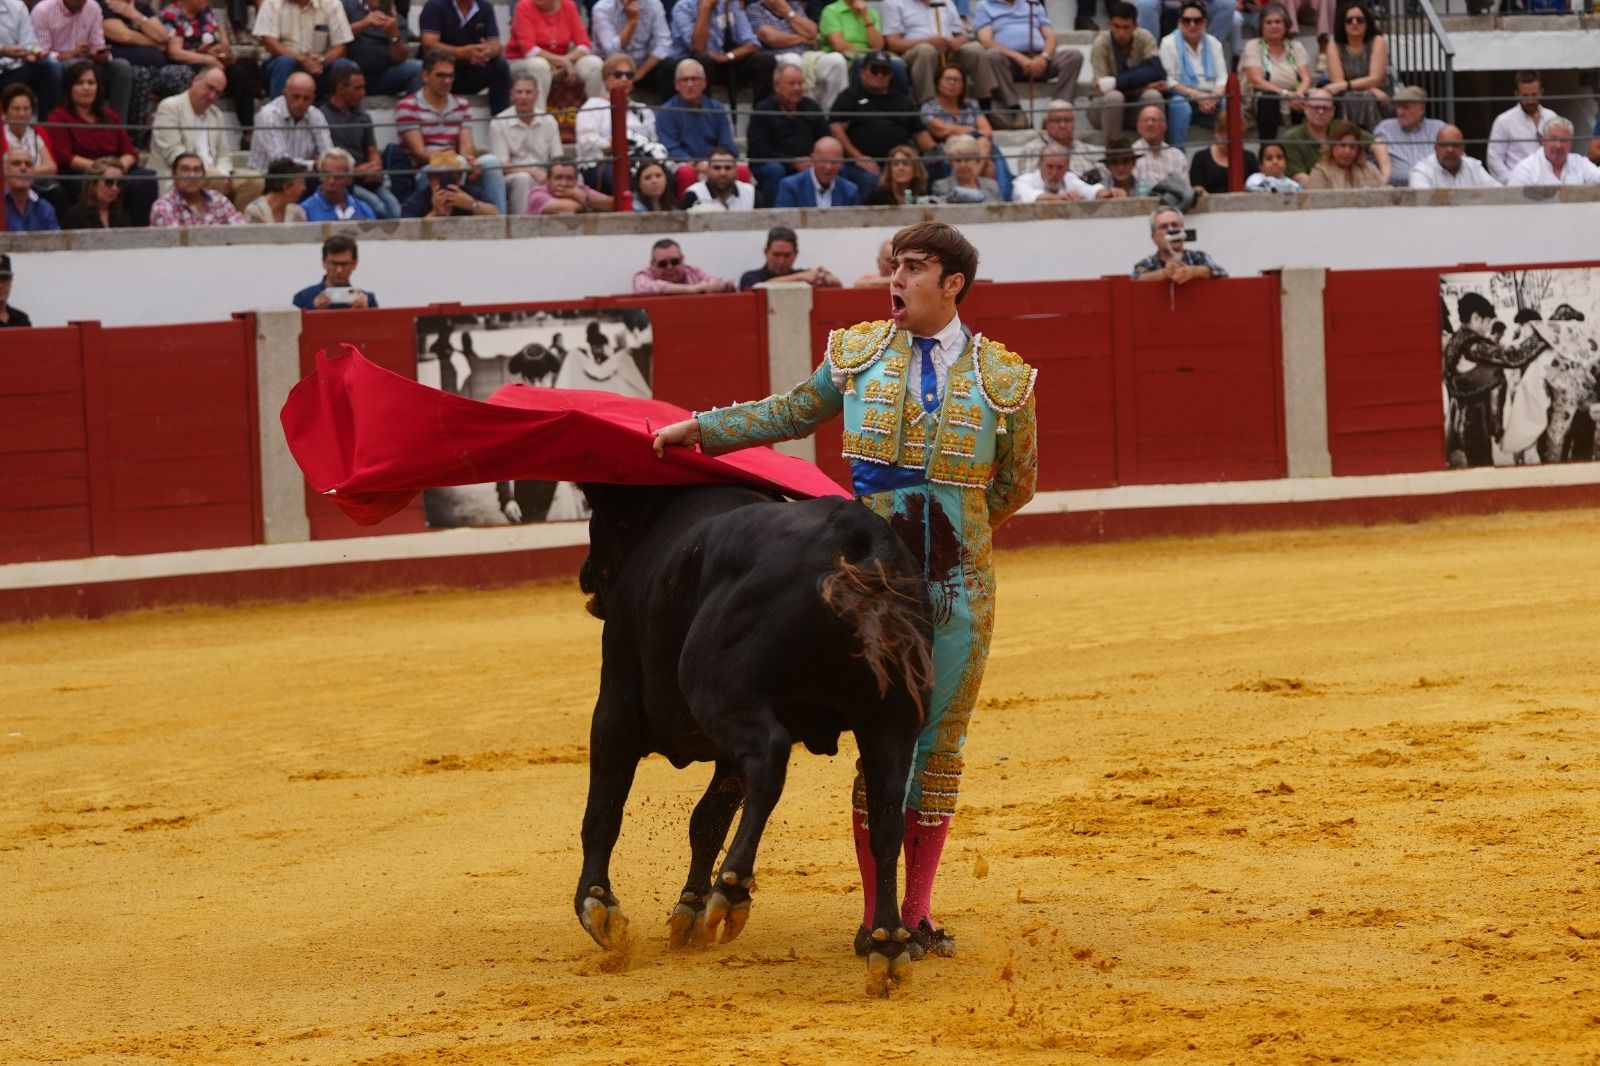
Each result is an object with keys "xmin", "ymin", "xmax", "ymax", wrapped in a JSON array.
[{"xmin": 916, "ymin": 336, "xmax": 939, "ymax": 414}]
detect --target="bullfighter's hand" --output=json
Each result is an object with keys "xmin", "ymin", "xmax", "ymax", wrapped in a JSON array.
[{"xmin": 653, "ymin": 418, "xmax": 702, "ymax": 457}]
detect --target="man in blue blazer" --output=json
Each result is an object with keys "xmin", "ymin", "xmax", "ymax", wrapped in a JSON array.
[{"xmin": 775, "ymin": 137, "xmax": 862, "ymax": 208}]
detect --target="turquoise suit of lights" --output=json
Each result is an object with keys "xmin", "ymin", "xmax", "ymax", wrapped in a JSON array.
[{"xmin": 696, "ymin": 318, "xmax": 1038, "ymax": 824}]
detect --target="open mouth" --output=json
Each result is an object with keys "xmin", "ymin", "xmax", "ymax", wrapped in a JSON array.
[{"xmin": 889, "ymin": 292, "xmax": 907, "ymax": 319}]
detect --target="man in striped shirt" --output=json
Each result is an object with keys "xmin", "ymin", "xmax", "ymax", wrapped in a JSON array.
[{"xmin": 394, "ymin": 49, "xmax": 507, "ymax": 212}]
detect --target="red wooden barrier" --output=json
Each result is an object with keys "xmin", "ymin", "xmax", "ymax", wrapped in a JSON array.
[{"xmin": 0, "ymin": 327, "xmax": 92, "ymax": 564}]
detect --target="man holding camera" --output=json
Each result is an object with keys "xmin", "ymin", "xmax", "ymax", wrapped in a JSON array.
[
  {"xmin": 294, "ymin": 235, "xmax": 378, "ymax": 310},
  {"xmin": 1131, "ymin": 206, "xmax": 1226, "ymax": 285}
]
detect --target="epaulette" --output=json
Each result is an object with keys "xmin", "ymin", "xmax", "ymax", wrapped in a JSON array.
[
  {"xmin": 826, "ymin": 319, "xmax": 897, "ymax": 396},
  {"xmin": 973, "ymin": 337, "xmax": 1037, "ymax": 435}
]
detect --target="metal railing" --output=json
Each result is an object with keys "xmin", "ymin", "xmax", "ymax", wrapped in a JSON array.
[{"xmin": 1390, "ymin": 0, "xmax": 1459, "ymax": 125}]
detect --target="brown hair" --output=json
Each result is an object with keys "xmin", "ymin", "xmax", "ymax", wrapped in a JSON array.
[
  {"xmin": 890, "ymin": 220, "xmax": 978, "ymax": 304},
  {"xmin": 1323, "ymin": 119, "xmax": 1363, "ymax": 164},
  {"xmin": 79, "ymin": 156, "xmax": 126, "ymax": 207}
]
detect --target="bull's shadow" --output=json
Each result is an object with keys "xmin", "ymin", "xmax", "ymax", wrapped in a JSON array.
[{"xmin": 573, "ymin": 482, "xmax": 933, "ymax": 993}]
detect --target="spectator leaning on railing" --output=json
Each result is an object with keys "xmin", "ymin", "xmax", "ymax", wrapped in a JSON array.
[
  {"xmin": 526, "ymin": 157, "xmax": 614, "ymax": 213},
  {"xmin": 738, "ymin": 224, "xmax": 841, "ymax": 290},
  {"xmin": 1407, "ymin": 125, "xmax": 1496, "ymax": 190},
  {"xmin": 1486, "ymin": 70, "xmax": 1554, "ymax": 184},
  {"xmin": 294, "ymin": 234, "xmax": 377, "ymax": 309},
  {"xmin": 1504, "ymin": 117, "xmax": 1600, "ymax": 187},
  {"xmin": 1132, "ymin": 206, "xmax": 1225, "ymax": 284},
  {"xmin": 253, "ymin": 0, "xmax": 353, "ymax": 98},
  {"xmin": 632, "ymin": 238, "xmax": 734, "ymax": 294}
]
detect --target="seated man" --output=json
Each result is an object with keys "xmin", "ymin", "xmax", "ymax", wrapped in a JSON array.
[
  {"xmin": 3, "ymin": 145, "xmax": 59, "ymax": 230},
  {"xmin": 739, "ymin": 224, "xmax": 840, "ymax": 289},
  {"xmin": 150, "ymin": 68, "xmax": 263, "ymax": 207},
  {"xmin": 319, "ymin": 62, "xmax": 401, "ymax": 218},
  {"xmin": 252, "ymin": 0, "xmax": 353, "ymax": 98},
  {"xmin": 818, "ymin": 0, "xmax": 890, "ymax": 78},
  {"xmin": 589, "ymin": 0, "xmax": 674, "ymax": 97},
  {"xmin": 162, "ymin": 0, "xmax": 259, "ymax": 135},
  {"xmin": 744, "ymin": 0, "xmax": 846, "ymax": 116},
  {"xmin": 881, "ymin": 0, "xmax": 989, "ymax": 105},
  {"xmin": 851, "ymin": 238, "xmax": 892, "ymax": 288},
  {"xmin": 506, "ymin": 0, "xmax": 603, "ymax": 113},
  {"xmin": 1011, "ymin": 143, "xmax": 1123, "ymax": 202},
  {"xmin": 1159, "ymin": 1, "xmax": 1225, "ymax": 146},
  {"xmin": 774, "ymin": 134, "xmax": 859, "ymax": 206},
  {"xmin": 1089, "ymin": 2, "xmax": 1164, "ymax": 145},
  {"xmin": 1015, "ymin": 100, "xmax": 1102, "ymax": 180},
  {"xmin": 632, "ymin": 237, "xmax": 734, "ymax": 294},
  {"xmin": 294, "ymin": 234, "xmax": 378, "ymax": 309},
  {"xmin": 394, "ymin": 50, "xmax": 507, "ymax": 212},
  {"xmin": 418, "ymin": 0, "xmax": 511, "ymax": 112},
  {"xmin": 1131, "ymin": 103, "xmax": 1186, "ymax": 189},
  {"xmin": 1132, "ymin": 205, "xmax": 1225, "ymax": 283},
  {"xmin": 249, "ymin": 71, "xmax": 333, "ymax": 172},
  {"xmin": 829, "ymin": 49, "xmax": 933, "ymax": 191},
  {"xmin": 300, "ymin": 146, "xmax": 377, "ymax": 219},
  {"xmin": 149, "ymin": 149, "xmax": 246, "ymax": 225},
  {"xmin": 0, "ymin": 253, "xmax": 29, "ymax": 327},
  {"xmin": 0, "ymin": 1, "xmax": 57, "ymax": 117},
  {"xmin": 974, "ymin": 0, "xmax": 1082, "ymax": 129},
  {"xmin": 1407, "ymin": 125, "xmax": 1497, "ymax": 190},
  {"xmin": 1282, "ymin": 88, "xmax": 1387, "ymax": 184},
  {"xmin": 490, "ymin": 73, "xmax": 561, "ymax": 214},
  {"xmin": 670, "ymin": 0, "xmax": 762, "ymax": 103},
  {"xmin": 30, "ymin": 0, "xmax": 131, "ymax": 124},
  {"xmin": 682, "ymin": 144, "xmax": 755, "ymax": 209},
  {"xmin": 747, "ymin": 61, "xmax": 828, "ymax": 205},
  {"xmin": 1372, "ymin": 85, "xmax": 1443, "ymax": 187},
  {"xmin": 400, "ymin": 149, "xmax": 501, "ymax": 216},
  {"xmin": 574, "ymin": 55, "xmax": 660, "ymax": 193},
  {"xmin": 1505, "ymin": 117, "xmax": 1600, "ymax": 187},
  {"xmin": 1095, "ymin": 136, "xmax": 1140, "ymax": 195},
  {"xmin": 656, "ymin": 58, "xmax": 737, "ymax": 191},
  {"xmin": 339, "ymin": 0, "xmax": 422, "ymax": 96},
  {"xmin": 526, "ymin": 159, "xmax": 614, "ymax": 213}
]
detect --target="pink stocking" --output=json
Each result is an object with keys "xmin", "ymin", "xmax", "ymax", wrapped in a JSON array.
[
  {"xmin": 852, "ymin": 809, "xmax": 877, "ymax": 928},
  {"xmin": 900, "ymin": 810, "xmax": 950, "ymax": 930}
]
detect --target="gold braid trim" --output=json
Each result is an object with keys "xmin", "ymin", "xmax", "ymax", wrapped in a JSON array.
[
  {"xmin": 973, "ymin": 338, "xmax": 1038, "ymax": 415},
  {"xmin": 828, "ymin": 320, "xmax": 898, "ymax": 376}
]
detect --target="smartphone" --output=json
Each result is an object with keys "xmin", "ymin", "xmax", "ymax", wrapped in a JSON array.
[{"xmin": 323, "ymin": 286, "xmax": 356, "ymax": 304}]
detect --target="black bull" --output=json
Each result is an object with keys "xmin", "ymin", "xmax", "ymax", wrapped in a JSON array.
[{"xmin": 574, "ymin": 482, "xmax": 934, "ymax": 988}]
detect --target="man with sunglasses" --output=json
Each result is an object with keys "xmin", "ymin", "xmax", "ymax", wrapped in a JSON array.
[
  {"xmin": 631, "ymin": 238, "xmax": 734, "ymax": 294},
  {"xmin": 1280, "ymin": 87, "xmax": 1386, "ymax": 184},
  {"xmin": 575, "ymin": 55, "xmax": 662, "ymax": 193},
  {"xmin": 829, "ymin": 49, "xmax": 932, "ymax": 191}
]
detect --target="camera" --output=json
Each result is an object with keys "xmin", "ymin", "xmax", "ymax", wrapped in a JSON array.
[{"xmin": 1162, "ymin": 227, "xmax": 1196, "ymax": 250}]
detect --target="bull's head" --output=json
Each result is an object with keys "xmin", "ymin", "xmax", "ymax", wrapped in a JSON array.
[{"xmin": 575, "ymin": 483, "xmax": 685, "ymax": 621}]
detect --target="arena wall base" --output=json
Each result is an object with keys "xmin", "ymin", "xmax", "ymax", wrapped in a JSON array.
[{"xmin": 5, "ymin": 466, "xmax": 1598, "ymax": 623}]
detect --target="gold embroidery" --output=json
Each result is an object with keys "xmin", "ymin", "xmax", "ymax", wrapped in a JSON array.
[
  {"xmin": 863, "ymin": 379, "xmax": 897, "ymax": 405},
  {"xmin": 939, "ymin": 433, "xmax": 977, "ymax": 458},
  {"xmin": 828, "ymin": 320, "xmax": 896, "ymax": 375},
  {"xmin": 946, "ymin": 402, "xmax": 985, "ymax": 429},
  {"xmin": 841, "ymin": 429, "xmax": 897, "ymax": 465},
  {"xmin": 973, "ymin": 337, "xmax": 1038, "ymax": 414},
  {"xmin": 949, "ymin": 375, "xmax": 972, "ymax": 399},
  {"xmin": 928, "ymin": 454, "xmax": 992, "ymax": 487},
  {"xmin": 861, "ymin": 407, "xmax": 896, "ymax": 435},
  {"xmin": 882, "ymin": 354, "xmax": 909, "ymax": 378}
]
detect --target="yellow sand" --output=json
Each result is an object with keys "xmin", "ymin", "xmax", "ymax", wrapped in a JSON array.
[{"xmin": 6, "ymin": 508, "xmax": 1600, "ymax": 1065}]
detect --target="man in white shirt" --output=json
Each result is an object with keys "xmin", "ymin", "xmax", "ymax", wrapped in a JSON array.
[
  {"xmin": 1505, "ymin": 117, "xmax": 1600, "ymax": 187},
  {"xmin": 254, "ymin": 0, "xmax": 354, "ymax": 97},
  {"xmin": 1407, "ymin": 125, "xmax": 1499, "ymax": 190},
  {"xmin": 1486, "ymin": 70, "xmax": 1555, "ymax": 183},
  {"xmin": 1158, "ymin": 1, "xmax": 1225, "ymax": 147},
  {"xmin": 1011, "ymin": 143, "xmax": 1123, "ymax": 202},
  {"xmin": 1132, "ymin": 103, "xmax": 1186, "ymax": 188},
  {"xmin": 150, "ymin": 67, "xmax": 264, "ymax": 206},
  {"xmin": 682, "ymin": 145, "xmax": 756, "ymax": 209},
  {"xmin": 249, "ymin": 71, "xmax": 334, "ymax": 171},
  {"xmin": 1373, "ymin": 85, "xmax": 1445, "ymax": 186},
  {"xmin": 1013, "ymin": 100, "xmax": 1101, "ymax": 179},
  {"xmin": 490, "ymin": 73, "xmax": 562, "ymax": 213},
  {"xmin": 881, "ymin": 0, "xmax": 992, "ymax": 104}
]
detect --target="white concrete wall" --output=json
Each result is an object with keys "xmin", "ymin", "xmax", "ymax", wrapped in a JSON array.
[{"xmin": 5, "ymin": 194, "xmax": 1598, "ymax": 327}]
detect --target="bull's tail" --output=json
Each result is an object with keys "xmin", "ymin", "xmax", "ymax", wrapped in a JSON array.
[{"xmin": 819, "ymin": 556, "xmax": 934, "ymax": 722}]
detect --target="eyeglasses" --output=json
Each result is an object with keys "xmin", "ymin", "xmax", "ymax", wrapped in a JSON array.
[
  {"xmin": 1344, "ymin": 14, "xmax": 1366, "ymax": 23},
  {"xmin": 1179, "ymin": 15, "xmax": 1204, "ymax": 23},
  {"xmin": 866, "ymin": 64, "xmax": 892, "ymax": 75},
  {"xmin": 101, "ymin": 179, "xmax": 123, "ymax": 188},
  {"xmin": 677, "ymin": 74, "xmax": 705, "ymax": 82},
  {"xmin": 654, "ymin": 257, "xmax": 683, "ymax": 268},
  {"xmin": 609, "ymin": 70, "xmax": 635, "ymax": 79},
  {"xmin": 1156, "ymin": 222, "xmax": 1183, "ymax": 231}
]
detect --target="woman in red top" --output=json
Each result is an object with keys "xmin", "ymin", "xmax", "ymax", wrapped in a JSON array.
[
  {"xmin": 506, "ymin": 0, "xmax": 604, "ymax": 113},
  {"xmin": 44, "ymin": 61, "xmax": 160, "ymax": 228}
]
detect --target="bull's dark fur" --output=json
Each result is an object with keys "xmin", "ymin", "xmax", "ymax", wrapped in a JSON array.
[{"xmin": 573, "ymin": 482, "xmax": 932, "ymax": 961}]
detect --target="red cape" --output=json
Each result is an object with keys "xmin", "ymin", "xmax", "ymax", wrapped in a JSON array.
[{"xmin": 280, "ymin": 344, "xmax": 848, "ymax": 526}]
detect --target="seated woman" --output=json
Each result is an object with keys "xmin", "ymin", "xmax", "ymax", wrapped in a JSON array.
[
  {"xmin": 62, "ymin": 156, "xmax": 133, "ymax": 229},
  {"xmin": 929, "ymin": 134, "xmax": 1002, "ymax": 203},
  {"xmin": 1245, "ymin": 141, "xmax": 1302, "ymax": 192},
  {"xmin": 1239, "ymin": 3, "xmax": 1310, "ymax": 143},
  {"xmin": 2, "ymin": 85, "xmax": 63, "ymax": 215},
  {"xmin": 1187, "ymin": 110, "xmax": 1258, "ymax": 194},
  {"xmin": 632, "ymin": 160, "xmax": 681, "ymax": 213},
  {"xmin": 1160, "ymin": 1, "xmax": 1228, "ymax": 148},
  {"xmin": 1304, "ymin": 119, "xmax": 1384, "ymax": 189},
  {"xmin": 920, "ymin": 65, "xmax": 993, "ymax": 176},
  {"xmin": 506, "ymin": 0, "xmax": 605, "ymax": 114},
  {"xmin": 243, "ymin": 158, "xmax": 310, "ymax": 222},
  {"xmin": 864, "ymin": 142, "xmax": 929, "ymax": 205},
  {"xmin": 42, "ymin": 62, "xmax": 158, "ymax": 227},
  {"xmin": 1324, "ymin": 0, "xmax": 1391, "ymax": 131}
]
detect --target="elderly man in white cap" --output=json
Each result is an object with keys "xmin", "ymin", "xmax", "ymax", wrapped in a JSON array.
[{"xmin": 1373, "ymin": 85, "xmax": 1444, "ymax": 187}]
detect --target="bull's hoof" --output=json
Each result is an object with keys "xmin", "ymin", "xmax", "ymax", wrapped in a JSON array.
[
  {"xmin": 579, "ymin": 886, "xmax": 627, "ymax": 950},
  {"xmin": 908, "ymin": 918, "xmax": 956, "ymax": 960},
  {"xmin": 702, "ymin": 888, "xmax": 752, "ymax": 945},
  {"xmin": 865, "ymin": 949, "xmax": 914, "ymax": 997},
  {"xmin": 667, "ymin": 890, "xmax": 707, "ymax": 949}
]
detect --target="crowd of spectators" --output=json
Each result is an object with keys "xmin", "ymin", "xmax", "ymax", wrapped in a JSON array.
[{"xmin": 0, "ymin": 0, "xmax": 1595, "ymax": 235}]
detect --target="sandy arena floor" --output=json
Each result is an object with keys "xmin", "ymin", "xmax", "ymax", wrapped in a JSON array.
[{"xmin": 6, "ymin": 508, "xmax": 1600, "ymax": 1065}]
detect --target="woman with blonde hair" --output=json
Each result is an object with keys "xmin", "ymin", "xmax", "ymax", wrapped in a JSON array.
[
  {"xmin": 930, "ymin": 135, "xmax": 1002, "ymax": 203},
  {"xmin": 865, "ymin": 143, "xmax": 929, "ymax": 206},
  {"xmin": 1305, "ymin": 119, "xmax": 1384, "ymax": 189},
  {"xmin": 61, "ymin": 157, "xmax": 131, "ymax": 230}
]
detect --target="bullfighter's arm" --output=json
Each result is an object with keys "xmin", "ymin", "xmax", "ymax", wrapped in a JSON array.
[
  {"xmin": 985, "ymin": 393, "xmax": 1037, "ymax": 529},
  {"xmin": 695, "ymin": 361, "xmax": 844, "ymax": 455}
]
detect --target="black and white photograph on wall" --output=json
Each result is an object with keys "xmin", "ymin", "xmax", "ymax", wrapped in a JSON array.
[
  {"xmin": 415, "ymin": 308, "xmax": 653, "ymax": 528},
  {"xmin": 1440, "ymin": 268, "xmax": 1600, "ymax": 470}
]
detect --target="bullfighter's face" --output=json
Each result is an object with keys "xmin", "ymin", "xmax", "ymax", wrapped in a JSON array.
[{"xmin": 889, "ymin": 251, "xmax": 962, "ymax": 334}]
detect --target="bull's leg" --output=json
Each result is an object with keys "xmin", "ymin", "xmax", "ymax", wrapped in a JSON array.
[
  {"xmin": 667, "ymin": 759, "xmax": 745, "ymax": 948},
  {"xmin": 574, "ymin": 685, "xmax": 644, "ymax": 951},
  {"xmin": 703, "ymin": 717, "xmax": 791, "ymax": 945},
  {"xmin": 858, "ymin": 725, "xmax": 916, "ymax": 995}
]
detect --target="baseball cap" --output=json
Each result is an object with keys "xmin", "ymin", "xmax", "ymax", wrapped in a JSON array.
[
  {"xmin": 1394, "ymin": 85, "xmax": 1427, "ymax": 103},
  {"xmin": 863, "ymin": 50, "xmax": 894, "ymax": 71},
  {"xmin": 0, "ymin": 254, "xmax": 11, "ymax": 278}
]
